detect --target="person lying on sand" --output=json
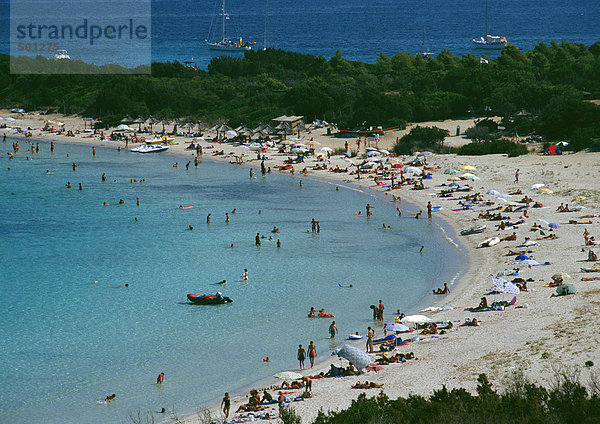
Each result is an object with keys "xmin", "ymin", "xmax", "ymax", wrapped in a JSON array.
[
  {"xmin": 537, "ymin": 234, "xmax": 558, "ymax": 240},
  {"xmin": 421, "ymin": 322, "xmax": 438, "ymax": 335},
  {"xmin": 460, "ymin": 318, "xmax": 480, "ymax": 327},
  {"xmin": 501, "ymin": 232, "xmax": 517, "ymax": 242},
  {"xmin": 352, "ymin": 381, "xmax": 384, "ymax": 389},
  {"xmin": 506, "ymin": 249, "xmax": 533, "ymax": 256}
]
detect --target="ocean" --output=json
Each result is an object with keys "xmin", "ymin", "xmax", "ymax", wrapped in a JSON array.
[
  {"xmin": 0, "ymin": 138, "xmax": 464, "ymax": 423},
  {"xmin": 0, "ymin": 0, "xmax": 598, "ymax": 69}
]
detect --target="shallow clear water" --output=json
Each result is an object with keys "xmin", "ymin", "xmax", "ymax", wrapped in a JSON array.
[{"xmin": 0, "ymin": 139, "xmax": 464, "ymax": 423}]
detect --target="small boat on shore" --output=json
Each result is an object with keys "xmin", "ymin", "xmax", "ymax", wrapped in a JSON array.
[
  {"xmin": 460, "ymin": 225, "xmax": 486, "ymax": 236},
  {"xmin": 187, "ymin": 292, "xmax": 232, "ymax": 304}
]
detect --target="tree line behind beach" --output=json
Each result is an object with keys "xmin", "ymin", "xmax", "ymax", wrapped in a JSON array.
[{"xmin": 1, "ymin": 40, "xmax": 600, "ymax": 149}]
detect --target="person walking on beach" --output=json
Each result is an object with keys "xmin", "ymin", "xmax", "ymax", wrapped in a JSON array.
[
  {"xmin": 297, "ymin": 344, "xmax": 306, "ymax": 369},
  {"xmin": 366, "ymin": 327, "xmax": 374, "ymax": 353},
  {"xmin": 308, "ymin": 341, "xmax": 316, "ymax": 368},
  {"xmin": 515, "ymin": 169, "xmax": 520, "ymax": 184},
  {"xmin": 255, "ymin": 233, "xmax": 261, "ymax": 246},
  {"xmin": 221, "ymin": 392, "xmax": 231, "ymax": 419},
  {"xmin": 156, "ymin": 372, "xmax": 164, "ymax": 384},
  {"xmin": 329, "ymin": 321, "xmax": 338, "ymax": 338}
]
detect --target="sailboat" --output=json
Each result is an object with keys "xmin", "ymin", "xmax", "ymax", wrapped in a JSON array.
[
  {"xmin": 205, "ymin": 0, "xmax": 255, "ymax": 52},
  {"xmin": 418, "ymin": 26, "xmax": 433, "ymax": 58},
  {"xmin": 472, "ymin": 0, "xmax": 507, "ymax": 49}
]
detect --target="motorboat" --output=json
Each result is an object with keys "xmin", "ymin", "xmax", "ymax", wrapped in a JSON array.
[
  {"xmin": 51, "ymin": 49, "xmax": 71, "ymax": 60},
  {"xmin": 137, "ymin": 144, "xmax": 168, "ymax": 153},
  {"xmin": 187, "ymin": 292, "xmax": 232, "ymax": 304}
]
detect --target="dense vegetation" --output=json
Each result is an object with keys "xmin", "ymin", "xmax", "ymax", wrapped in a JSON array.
[
  {"xmin": 306, "ymin": 372, "xmax": 600, "ymax": 424},
  {"xmin": 1, "ymin": 40, "xmax": 600, "ymax": 149}
]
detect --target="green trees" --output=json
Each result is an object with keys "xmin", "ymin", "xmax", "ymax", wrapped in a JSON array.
[{"xmin": 1, "ymin": 40, "xmax": 599, "ymax": 148}]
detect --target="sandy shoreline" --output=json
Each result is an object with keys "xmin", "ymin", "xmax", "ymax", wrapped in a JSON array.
[{"xmin": 3, "ymin": 110, "xmax": 600, "ymax": 424}]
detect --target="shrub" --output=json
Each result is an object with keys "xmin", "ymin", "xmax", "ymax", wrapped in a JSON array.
[
  {"xmin": 392, "ymin": 126, "xmax": 450, "ymax": 155},
  {"xmin": 457, "ymin": 139, "xmax": 528, "ymax": 157}
]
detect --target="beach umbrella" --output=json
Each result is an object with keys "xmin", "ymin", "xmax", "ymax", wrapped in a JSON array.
[
  {"xmin": 537, "ymin": 188, "xmax": 553, "ymax": 194},
  {"xmin": 530, "ymin": 184, "xmax": 544, "ymax": 190},
  {"xmin": 460, "ymin": 165, "xmax": 476, "ymax": 170},
  {"xmin": 120, "ymin": 115, "xmax": 133, "ymax": 123},
  {"xmin": 572, "ymin": 205, "xmax": 586, "ymax": 211},
  {"xmin": 274, "ymin": 371, "xmax": 303, "ymax": 380},
  {"xmin": 384, "ymin": 323, "xmax": 410, "ymax": 332},
  {"xmin": 556, "ymin": 141, "xmax": 569, "ymax": 147},
  {"xmin": 379, "ymin": 149, "xmax": 390, "ymax": 155},
  {"xmin": 486, "ymin": 190, "xmax": 501, "ymax": 196},
  {"xmin": 518, "ymin": 259, "xmax": 540, "ymax": 266},
  {"xmin": 366, "ymin": 150, "xmax": 381, "ymax": 157},
  {"xmin": 332, "ymin": 344, "xmax": 372, "ymax": 371},
  {"xmin": 444, "ymin": 169, "xmax": 459, "ymax": 174},
  {"xmin": 366, "ymin": 147, "xmax": 378, "ymax": 151},
  {"xmin": 401, "ymin": 315, "xmax": 431, "ymax": 325},
  {"xmin": 116, "ymin": 124, "xmax": 131, "ymax": 131},
  {"xmin": 493, "ymin": 277, "xmax": 520, "ymax": 296},
  {"xmin": 448, "ymin": 176, "xmax": 461, "ymax": 181},
  {"xmin": 552, "ymin": 273, "xmax": 571, "ymax": 281},
  {"xmin": 225, "ymin": 130, "xmax": 237, "ymax": 138},
  {"xmin": 549, "ymin": 222, "xmax": 560, "ymax": 229},
  {"xmin": 321, "ymin": 147, "xmax": 333, "ymax": 152},
  {"xmin": 462, "ymin": 174, "xmax": 480, "ymax": 180},
  {"xmin": 404, "ymin": 166, "xmax": 421, "ymax": 174},
  {"xmin": 515, "ymin": 254, "xmax": 530, "ymax": 260}
]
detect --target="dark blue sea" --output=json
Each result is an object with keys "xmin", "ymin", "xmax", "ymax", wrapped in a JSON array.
[{"xmin": 0, "ymin": 0, "xmax": 599, "ymax": 69}]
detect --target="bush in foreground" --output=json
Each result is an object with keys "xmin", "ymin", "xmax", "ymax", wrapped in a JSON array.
[{"xmin": 457, "ymin": 139, "xmax": 528, "ymax": 157}]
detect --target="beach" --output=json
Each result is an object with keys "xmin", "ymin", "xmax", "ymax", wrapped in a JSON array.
[{"xmin": 3, "ymin": 110, "xmax": 600, "ymax": 424}]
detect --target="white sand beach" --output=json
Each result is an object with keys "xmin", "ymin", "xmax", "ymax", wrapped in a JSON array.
[{"xmin": 3, "ymin": 110, "xmax": 600, "ymax": 424}]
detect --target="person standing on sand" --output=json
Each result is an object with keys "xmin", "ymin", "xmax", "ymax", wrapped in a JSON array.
[
  {"xmin": 515, "ymin": 169, "xmax": 520, "ymax": 184},
  {"xmin": 366, "ymin": 327, "xmax": 374, "ymax": 353},
  {"xmin": 308, "ymin": 341, "xmax": 316, "ymax": 368},
  {"xmin": 221, "ymin": 392, "xmax": 231, "ymax": 419},
  {"xmin": 297, "ymin": 344, "xmax": 306, "ymax": 369},
  {"xmin": 329, "ymin": 321, "xmax": 338, "ymax": 338}
]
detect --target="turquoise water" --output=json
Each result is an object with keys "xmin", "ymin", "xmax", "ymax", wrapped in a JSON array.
[{"xmin": 0, "ymin": 138, "xmax": 464, "ymax": 423}]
